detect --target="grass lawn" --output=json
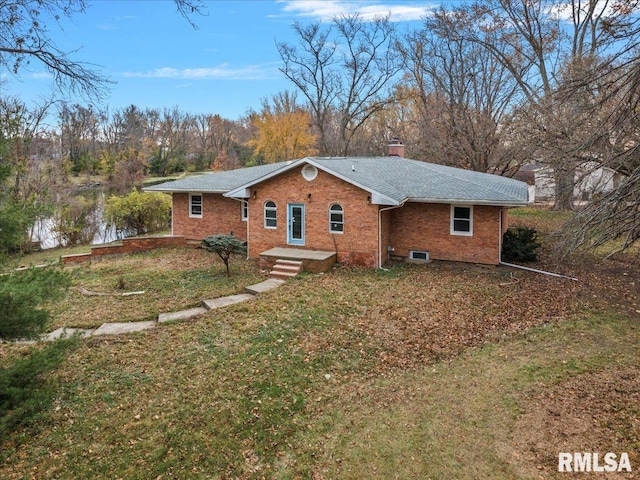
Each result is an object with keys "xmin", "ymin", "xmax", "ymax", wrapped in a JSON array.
[
  {"xmin": 0, "ymin": 207, "xmax": 638, "ymax": 479},
  {"xmin": 49, "ymin": 247, "xmax": 265, "ymax": 329}
]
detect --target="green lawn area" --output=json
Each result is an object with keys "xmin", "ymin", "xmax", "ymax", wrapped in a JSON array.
[{"xmin": 0, "ymin": 207, "xmax": 638, "ymax": 479}]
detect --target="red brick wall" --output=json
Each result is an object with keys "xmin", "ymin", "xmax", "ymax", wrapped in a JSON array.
[
  {"xmin": 388, "ymin": 203, "xmax": 503, "ymax": 264},
  {"xmin": 172, "ymin": 192, "xmax": 246, "ymax": 241},
  {"xmin": 61, "ymin": 236, "xmax": 189, "ymax": 264},
  {"xmin": 246, "ymin": 166, "xmax": 380, "ymax": 267}
]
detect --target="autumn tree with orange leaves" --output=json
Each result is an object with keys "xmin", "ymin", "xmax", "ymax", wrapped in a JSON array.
[{"xmin": 248, "ymin": 92, "xmax": 318, "ymax": 164}]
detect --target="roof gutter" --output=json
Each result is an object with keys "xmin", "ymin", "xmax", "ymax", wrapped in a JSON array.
[
  {"xmin": 405, "ymin": 197, "xmax": 527, "ymax": 207},
  {"xmin": 143, "ymin": 187, "xmax": 228, "ymax": 194}
]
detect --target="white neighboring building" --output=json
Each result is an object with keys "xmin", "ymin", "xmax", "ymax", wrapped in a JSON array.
[{"xmin": 518, "ymin": 162, "xmax": 622, "ymax": 203}]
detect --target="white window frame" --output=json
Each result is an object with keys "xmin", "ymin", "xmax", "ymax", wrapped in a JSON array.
[
  {"xmin": 329, "ymin": 203, "xmax": 344, "ymax": 234},
  {"xmin": 264, "ymin": 201, "xmax": 277, "ymax": 229},
  {"xmin": 241, "ymin": 200, "xmax": 248, "ymax": 221},
  {"xmin": 450, "ymin": 205, "xmax": 473, "ymax": 236},
  {"xmin": 189, "ymin": 193, "xmax": 203, "ymax": 218}
]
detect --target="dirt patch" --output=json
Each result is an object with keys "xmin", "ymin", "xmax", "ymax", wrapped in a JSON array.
[{"xmin": 513, "ymin": 367, "xmax": 640, "ymax": 478}]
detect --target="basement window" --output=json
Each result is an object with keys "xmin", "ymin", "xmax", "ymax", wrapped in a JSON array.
[
  {"xmin": 451, "ymin": 205, "xmax": 473, "ymax": 236},
  {"xmin": 189, "ymin": 193, "xmax": 203, "ymax": 218},
  {"xmin": 409, "ymin": 250, "xmax": 430, "ymax": 262}
]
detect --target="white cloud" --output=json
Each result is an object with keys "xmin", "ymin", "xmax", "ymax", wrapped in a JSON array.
[
  {"xmin": 31, "ymin": 72, "xmax": 53, "ymax": 80},
  {"xmin": 120, "ymin": 63, "xmax": 281, "ymax": 81},
  {"xmin": 275, "ymin": 0, "xmax": 435, "ymax": 22}
]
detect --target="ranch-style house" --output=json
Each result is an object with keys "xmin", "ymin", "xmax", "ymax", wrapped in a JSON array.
[{"xmin": 145, "ymin": 143, "xmax": 528, "ymax": 269}]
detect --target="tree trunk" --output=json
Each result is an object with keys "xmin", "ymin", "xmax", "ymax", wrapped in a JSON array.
[{"xmin": 553, "ymin": 163, "xmax": 575, "ymax": 211}]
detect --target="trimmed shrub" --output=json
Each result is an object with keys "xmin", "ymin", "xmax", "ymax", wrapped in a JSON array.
[
  {"xmin": 202, "ymin": 234, "xmax": 247, "ymax": 277},
  {"xmin": 502, "ymin": 226, "xmax": 541, "ymax": 262}
]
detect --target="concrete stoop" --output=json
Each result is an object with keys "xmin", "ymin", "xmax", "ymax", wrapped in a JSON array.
[{"xmin": 269, "ymin": 259, "xmax": 303, "ymax": 280}]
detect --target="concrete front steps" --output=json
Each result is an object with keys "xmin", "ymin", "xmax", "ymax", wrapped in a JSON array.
[{"xmin": 269, "ymin": 259, "xmax": 303, "ymax": 280}]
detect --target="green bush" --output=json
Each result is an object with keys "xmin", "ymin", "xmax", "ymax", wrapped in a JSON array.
[
  {"xmin": 0, "ymin": 267, "xmax": 71, "ymax": 340},
  {"xmin": 0, "ymin": 339, "xmax": 75, "ymax": 438},
  {"xmin": 105, "ymin": 189, "xmax": 171, "ymax": 238},
  {"xmin": 502, "ymin": 226, "xmax": 541, "ymax": 262}
]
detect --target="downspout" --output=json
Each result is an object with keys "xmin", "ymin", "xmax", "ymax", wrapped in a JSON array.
[
  {"xmin": 245, "ymin": 200, "xmax": 250, "ymax": 260},
  {"xmin": 378, "ymin": 203, "xmax": 404, "ymax": 269},
  {"xmin": 498, "ymin": 207, "xmax": 503, "ymax": 265},
  {"xmin": 171, "ymin": 194, "xmax": 175, "ymax": 236},
  {"xmin": 499, "ymin": 261, "xmax": 578, "ymax": 281},
  {"xmin": 229, "ymin": 197, "xmax": 250, "ymax": 260}
]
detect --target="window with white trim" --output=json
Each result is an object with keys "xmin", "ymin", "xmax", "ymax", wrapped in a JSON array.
[
  {"xmin": 451, "ymin": 205, "xmax": 472, "ymax": 235},
  {"xmin": 329, "ymin": 203, "xmax": 344, "ymax": 233},
  {"xmin": 189, "ymin": 193, "xmax": 203, "ymax": 218},
  {"xmin": 264, "ymin": 201, "xmax": 277, "ymax": 228},
  {"xmin": 241, "ymin": 200, "xmax": 248, "ymax": 221}
]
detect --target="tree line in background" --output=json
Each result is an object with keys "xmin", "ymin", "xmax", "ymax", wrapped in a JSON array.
[{"xmin": 1, "ymin": 0, "xmax": 640, "ymax": 257}]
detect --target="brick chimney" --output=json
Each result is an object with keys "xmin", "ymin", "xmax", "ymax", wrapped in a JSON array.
[{"xmin": 388, "ymin": 137, "xmax": 405, "ymax": 157}]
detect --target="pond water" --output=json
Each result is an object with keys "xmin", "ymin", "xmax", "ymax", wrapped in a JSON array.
[{"xmin": 30, "ymin": 190, "xmax": 118, "ymax": 249}]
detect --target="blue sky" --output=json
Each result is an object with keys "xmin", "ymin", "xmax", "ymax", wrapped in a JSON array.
[{"xmin": 2, "ymin": 1, "xmax": 439, "ymax": 120}]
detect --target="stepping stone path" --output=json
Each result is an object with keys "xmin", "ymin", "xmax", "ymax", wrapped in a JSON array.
[{"xmin": 39, "ymin": 278, "xmax": 288, "ymax": 342}]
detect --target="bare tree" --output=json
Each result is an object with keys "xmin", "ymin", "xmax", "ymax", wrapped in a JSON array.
[
  {"xmin": 399, "ymin": 7, "xmax": 520, "ymax": 173},
  {"xmin": 0, "ymin": 96, "xmax": 56, "ymax": 199},
  {"xmin": 148, "ymin": 107, "xmax": 194, "ymax": 176},
  {"xmin": 278, "ymin": 14, "xmax": 402, "ymax": 156},
  {"xmin": 58, "ymin": 102, "xmax": 102, "ymax": 176},
  {"xmin": 192, "ymin": 113, "xmax": 239, "ymax": 170},
  {"xmin": 555, "ymin": 10, "xmax": 640, "ymax": 252},
  {"xmin": 446, "ymin": 0, "xmax": 637, "ymax": 210},
  {"xmin": 100, "ymin": 105, "xmax": 149, "ymax": 191},
  {"xmin": 0, "ymin": 0, "xmax": 205, "ymax": 98},
  {"xmin": 561, "ymin": 165, "xmax": 640, "ymax": 256}
]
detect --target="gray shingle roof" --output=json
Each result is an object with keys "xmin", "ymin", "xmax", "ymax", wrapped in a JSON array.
[
  {"xmin": 144, "ymin": 162, "xmax": 288, "ymax": 193},
  {"xmin": 145, "ymin": 156, "xmax": 528, "ymax": 206}
]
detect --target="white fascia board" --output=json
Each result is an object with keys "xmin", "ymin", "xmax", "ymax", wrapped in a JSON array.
[
  {"xmin": 143, "ymin": 185, "xmax": 227, "ymax": 194},
  {"xmin": 370, "ymin": 192, "xmax": 398, "ymax": 205},
  {"xmin": 224, "ymin": 159, "xmax": 307, "ymax": 198},
  {"xmin": 223, "ymin": 157, "xmax": 400, "ymax": 206},
  {"xmin": 227, "ymin": 188, "xmax": 251, "ymax": 199}
]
